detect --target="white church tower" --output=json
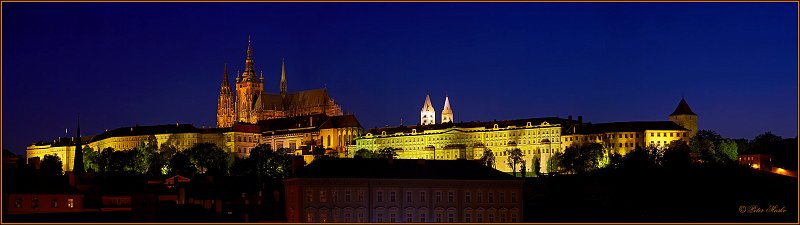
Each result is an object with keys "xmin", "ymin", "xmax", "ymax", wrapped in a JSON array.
[
  {"xmin": 421, "ymin": 94, "xmax": 436, "ymax": 125},
  {"xmin": 441, "ymin": 95, "xmax": 453, "ymax": 123}
]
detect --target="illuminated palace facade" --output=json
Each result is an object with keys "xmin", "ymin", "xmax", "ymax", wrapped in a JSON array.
[
  {"xmin": 217, "ymin": 38, "xmax": 343, "ymax": 127},
  {"xmin": 349, "ymin": 96, "xmax": 698, "ymax": 173},
  {"xmin": 27, "ymin": 114, "xmax": 362, "ymax": 172}
]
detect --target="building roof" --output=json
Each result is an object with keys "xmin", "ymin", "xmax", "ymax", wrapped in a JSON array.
[
  {"xmin": 293, "ymin": 158, "xmax": 517, "ymax": 180},
  {"xmin": 670, "ymin": 98, "xmax": 697, "ymax": 116},
  {"xmin": 565, "ymin": 121, "xmax": 688, "ymax": 135},
  {"xmin": 258, "ymin": 114, "xmax": 362, "ymax": 135},
  {"xmin": 255, "ymin": 88, "xmax": 334, "ymax": 111},
  {"xmin": 366, "ymin": 116, "xmax": 574, "ymax": 135},
  {"xmin": 90, "ymin": 124, "xmax": 202, "ymax": 141}
]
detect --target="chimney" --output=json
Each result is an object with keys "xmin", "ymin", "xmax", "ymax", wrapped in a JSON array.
[
  {"xmin": 578, "ymin": 116, "xmax": 583, "ymax": 124},
  {"xmin": 568, "ymin": 115, "xmax": 573, "ymax": 121}
]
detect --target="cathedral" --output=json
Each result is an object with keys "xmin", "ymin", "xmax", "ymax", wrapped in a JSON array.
[{"xmin": 217, "ymin": 38, "xmax": 343, "ymax": 127}]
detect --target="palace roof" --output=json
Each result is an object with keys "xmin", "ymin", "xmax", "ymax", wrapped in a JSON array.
[
  {"xmin": 293, "ymin": 158, "xmax": 517, "ymax": 180},
  {"xmin": 255, "ymin": 88, "xmax": 335, "ymax": 111},
  {"xmin": 366, "ymin": 116, "xmax": 576, "ymax": 135},
  {"xmin": 258, "ymin": 114, "xmax": 362, "ymax": 135},
  {"xmin": 564, "ymin": 121, "xmax": 688, "ymax": 135}
]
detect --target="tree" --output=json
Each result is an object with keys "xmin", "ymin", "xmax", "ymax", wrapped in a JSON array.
[
  {"xmin": 82, "ymin": 147, "xmax": 98, "ymax": 172},
  {"xmin": 251, "ymin": 144, "xmax": 295, "ymax": 180},
  {"xmin": 559, "ymin": 143, "xmax": 604, "ymax": 174},
  {"xmin": 377, "ymin": 147, "xmax": 398, "ymax": 159},
  {"xmin": 96, "ymin": 147, "xmax": 114, "ymax": 173},
  {"xmin": 41, "ymin": 154, "xmax": 63, "ymax": 176},
  {"xmin": 185, "ymin": 143, "xmax": 229, "ymax": 175},
  {"xmin": 354, "ymin": 148, "xmax": 373, "ymax": 158},
  {"xmin": 690, "ymin": 130, "xmax": 724, "ymax": 163},
  {"xmin": 532, "ymin": 156, "xmax": 541, "ymax": 177},
  {"xmin": 312, "ymin": 145, "xmax": 326, "ymax": 160},
  {"xmin": 479, "ymin": 148, "xmax": 496, "ymax": 168},
  {"xmin": 169, "ymin": 150, "xmax": 196, "ymax": 175},
  {"xmin": 663, "ymin": 140, "xmax": 692, "ymax": 169},
  {"xmin": 504, "ymin": 148, "xmax": 524, "ymax": 177},
  {"xmin": 547, "ymin": 152, "xmax": 563, "ymax": 174},
  {"xmin": 718, "ymin": 139, "xmax": 738, "ymax": 162},
  {"xmin": 519, "ymin": 159, "xmax": 527, "ymax": 178}
]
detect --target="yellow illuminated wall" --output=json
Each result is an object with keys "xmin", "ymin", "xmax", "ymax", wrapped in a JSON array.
[{"xmin": 349, "ymin": 121, "xmax": 563, "ymax": 173}]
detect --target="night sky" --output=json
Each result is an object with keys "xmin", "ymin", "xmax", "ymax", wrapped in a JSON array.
[{"xmin": 3, "ymin": 3, "xmax": 797, "ymax": 155}]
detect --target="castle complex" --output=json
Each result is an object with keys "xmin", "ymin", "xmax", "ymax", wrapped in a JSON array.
[{"xmin": 24, "ymin": 38, "xmax": 697, "ymax": 175}]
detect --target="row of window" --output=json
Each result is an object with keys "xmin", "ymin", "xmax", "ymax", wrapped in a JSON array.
[
  {"xmin": 305, "ymin": 190, "xmax": 517, "ymax": 204},
  {"xmin": 14, "ymin": 197, "xmax": 75, "ymax": 209},
  {"xmin": 305, "ymin": 207, "xmax": 518, "ymax": 223}
]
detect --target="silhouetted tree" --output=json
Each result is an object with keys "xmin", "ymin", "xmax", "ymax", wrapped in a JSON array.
[
  {"xmin": 312, "ymin": 145, "xmax": 326, "ymax": 160},
  {"xmin": 82, "ymin": 147, "xmax": 98, "ymax": 172},
  {"xmin": 547, "ymin": 151, "xmax": 563, "ymax": 174},
  {"xmin": 532, "ymin": 156, "xmax": 541, "ymax": 177},
  {"xmin": 690, "ymin": 130, "xmax": 724, "ymax": 163},
  {"xmin": 354, "ymin": 148, "xmax": 373, "ymax": 158},
  {"xmin": 505, "ymin": 148, "xmax": 524, "ymax": 176},
  {"xmin": 40, "ymin": 154, "xmax": 63, "ymax": 176},
  {"xmin": 559, "ymin": 143, "xmax": 604, "ymax": 174},
  {"xmin": 169, "ymin": 150, "xmax": 196, "ymax": 175},
  {"xmin": 249, "ymin": 144, "xmax": 294, "ymax": 180},
  {"xmin": 520, "ymin": 159, "xmax": 527, "ymax": 178},
  {"xmin": 663, "ymin": 140, "xmax": 692, "ymax": 169},
  {"xmin": 480, "ymin": 148, "xmax": 496, "ymax": 168},
  {"xmin": 185, "ymin": 143, "xmax": 229, "ymax": 175},
  {"xmin": 718, "ymin": 139, "xmax": 738, "ymax": 162},
  {"xmin": 377, "ymin": 147, "xmax": 398, "ymax": 159}
]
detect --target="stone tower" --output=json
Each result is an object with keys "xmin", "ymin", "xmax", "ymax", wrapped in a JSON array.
[
  {"xmin": 441, "ymin": 95, "xmax": 453, "ymax": 123},
  {"xmin": 235, "ymin": 36, "xmax": 264, "ymax": 123},
  {"xmin": 421, "ymin": 94, "xmax": 436, "ymax": 125},
  {"xmin": 217, "ymin": 64, "xmax": 235, "ymax": 128},
  {"xmin": 668, "ymin": 97, "xmax": 698, "ymax": 138}
]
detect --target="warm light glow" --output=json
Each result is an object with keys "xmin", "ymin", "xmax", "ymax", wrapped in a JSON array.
[
  {"xmin": 751, "ymin": 164, "xmax": 760, "ymax": 169},
  {"xmin": 776, "ymin": 168, "xmax": 786, "ymax": 174}
]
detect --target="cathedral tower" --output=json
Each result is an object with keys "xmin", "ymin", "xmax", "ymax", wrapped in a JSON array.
[
  {"xmin": 235, "ymin": 36, "xmax": 265, "ymax": 123},
  {"xmin": 668, "ymin": 97, "xmax": 698, "ymax": 138},
  {"xmin": 441, "ymin": 95, "xmax": 453, "ymax": 123},
  {"xmin": 217, "ymin": 64, "xmax": 235, "ymax": 128},
  {"xmin": 421, "ymin": 94, "xmax": 436, "ymax": 125}
]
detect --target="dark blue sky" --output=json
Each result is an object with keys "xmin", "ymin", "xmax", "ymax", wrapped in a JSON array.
[{"xmin": 3, "ymin": 3, "xmax": 797, "ymax": 154}]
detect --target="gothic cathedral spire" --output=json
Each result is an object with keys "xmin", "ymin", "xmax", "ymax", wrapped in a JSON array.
[
  {"xmin": 441, "ymin": 94, "xmax": 453, "ymax": 123},
  {"xmin": 280, "ymin": 58, "xmax": 287, "ymax": 98},
  {"xmin": 217, "ymin": 63, "xmax": 235, "ymax": 128}
]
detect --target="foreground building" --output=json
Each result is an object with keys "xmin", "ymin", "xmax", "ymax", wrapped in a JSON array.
[
  {"xmin": 26, "ymin": 114, "xmax": 362, "ymax": 172},
  {"xmin": 284, "ymin": 158, "xmax": 524, "ymax": 223}
]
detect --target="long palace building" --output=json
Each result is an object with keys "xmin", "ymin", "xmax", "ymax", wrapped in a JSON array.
[{"xmin": 348, "ymin": 95, "xmax": 697, "ymax": 173}]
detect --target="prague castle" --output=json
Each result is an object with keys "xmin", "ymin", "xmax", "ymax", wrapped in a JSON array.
[
  {"xmin": 26, "ymin": 38, "xmax": 361, "ymax": 172},
  {"xmin": 217, "ymin": 37, "xmax": 343, "ymax": 127},
  {"xmin": 348, "ymin": 96, "xmax": 698, "ymax": 174}
]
